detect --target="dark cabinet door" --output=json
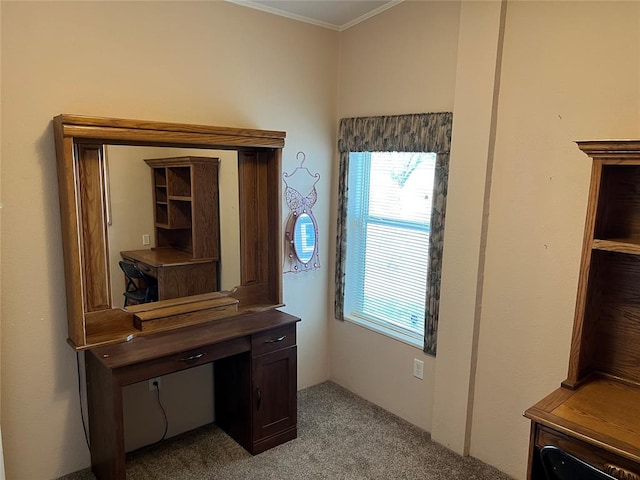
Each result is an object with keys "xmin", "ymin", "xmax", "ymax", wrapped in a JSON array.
[{"xmin": 252, "ymin": 346, "xmax": 297, "ymax": 442}]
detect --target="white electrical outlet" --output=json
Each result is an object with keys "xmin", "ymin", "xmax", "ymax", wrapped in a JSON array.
[
  {"xmin": 142, "ymin": 234, "xmax": 150, "ymax": 246},
  {"xmin": 413, "ymin": 359, "xmax": 424, "ymax": 380},
  {"xmin": 149, "ymin": 377, "xmax": 161, "ymax": 391}
]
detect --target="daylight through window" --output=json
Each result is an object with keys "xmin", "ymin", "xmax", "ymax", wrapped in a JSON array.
[{"xmin": 344, "ymin": 151, "xmax": 436, "ymax": 346}]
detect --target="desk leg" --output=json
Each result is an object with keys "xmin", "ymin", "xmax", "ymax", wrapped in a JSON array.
[
  {"xmin": 527, "ymin": 423, "xmax": 545, "ymax": 480},
  {"xmin": 86, "ymin": 352, "xmax": 126, "ymax": 480}
]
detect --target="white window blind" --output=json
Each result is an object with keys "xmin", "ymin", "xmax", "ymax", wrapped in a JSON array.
[{"xmin": 344, "ymin": 152, "xmax": 436, "ymax": 345}]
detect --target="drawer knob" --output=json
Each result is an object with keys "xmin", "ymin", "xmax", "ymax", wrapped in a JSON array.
[
  {"xmin": 605, "ymin": 463, "xmax": 640, "ymax": 480},
  {"xmin": 265, "ymin": 335, "xmax": 286, "ymax": 344},
  {"xmin": 179, "ymin": 352, "xmax": 205, "ymax": 363}
]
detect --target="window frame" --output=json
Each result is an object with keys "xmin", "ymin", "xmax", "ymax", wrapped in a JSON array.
[
  {"xmin": 343, "ymin": 151, "xmax": 435, "ymax": 348},
  {"xmin": 334, "ymin": 113, "xmax": 452, "ymax": 356}
]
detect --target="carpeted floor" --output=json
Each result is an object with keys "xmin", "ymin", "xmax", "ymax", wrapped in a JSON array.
[{"xmin": 60, "ymin": 381, "xmax": 513, "ymax": 479}]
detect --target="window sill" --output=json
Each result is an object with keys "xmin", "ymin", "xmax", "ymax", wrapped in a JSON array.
[{"xmin": 344, "ymin": 314, "xmax": 423, "ymax": 349}]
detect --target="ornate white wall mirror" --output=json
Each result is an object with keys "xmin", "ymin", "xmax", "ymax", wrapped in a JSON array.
[{"xmin": 283, "ymin": 152, "xmax": 320, "ymax": 273}]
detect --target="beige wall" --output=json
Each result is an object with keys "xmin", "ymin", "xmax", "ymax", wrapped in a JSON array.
[
  {"xmin": 2, "ymin": 1, "xmax": 640, "ymax": 479},
  {"xmin": 470, "ymin": 2, "xmax": 640, "ymax": 477},
  {"xmin": 0, "ymin": 2, "xmax": 337, "ymax": 477},
  {"xmin": 432, "ymin": 0, "xmax": 505, "ymax": 456},
  {"xmin": 333, "ymin": 1, "xmax": 640, "ymax": 480},
  {"xmin": 337, "ymin": 1, "xmax": 461, "ymax": 118}
]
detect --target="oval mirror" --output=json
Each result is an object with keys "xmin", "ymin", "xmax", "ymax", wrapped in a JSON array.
[{"xmin": 293, "ymin": 213, "xmax": 317, "ymax": 264}]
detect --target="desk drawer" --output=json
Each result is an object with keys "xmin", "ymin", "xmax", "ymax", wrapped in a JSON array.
[
  {"xmin": 133, "ymin": 260, "xmax": 157, "ymax": 278},
  {"xmin": 252, "ymin": 324, "xmax": 296, "ymax": 357},
  {"xmin": 536, "ymin": 425, "xmax": 640, "ymax": 479},
  {"xmin": 119, "ymin": 336, "xmax": 250, "ymax": 385}
]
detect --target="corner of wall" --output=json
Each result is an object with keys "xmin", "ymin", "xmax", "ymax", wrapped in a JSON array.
[{"xmin": 430, "ymin": 0, "xmax": 505, "ymax": 456}]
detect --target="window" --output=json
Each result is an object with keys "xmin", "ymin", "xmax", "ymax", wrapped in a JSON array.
[
  {"xmin": 344, "ymin": 152, "xmax": 436, "ymax": 347},
  {"xmin": 335, "ymin": 113, "xmax": 452, "ymax": 355}
]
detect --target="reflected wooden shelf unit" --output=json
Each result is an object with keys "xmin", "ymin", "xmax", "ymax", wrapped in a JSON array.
[
  {"xmin": 525, "ymin": 141, "xmax": 640, "ymax": 480},
  {"xmin": 145, "ymin": 156, "xmax": 220, "ymax": 260}
]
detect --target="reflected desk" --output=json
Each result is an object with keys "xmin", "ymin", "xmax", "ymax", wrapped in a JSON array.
[
  {"xmin": 121, "ymin": 248, "xmax": 217, "ymax": 301},
  {"xmin": 86, "ymin": 309, "xmax": 299, "ymax": 480}
]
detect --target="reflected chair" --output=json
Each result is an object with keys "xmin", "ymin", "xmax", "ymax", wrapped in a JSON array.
[
  {"xmin": 118, "ymin": 260, "xmax": 158, "ymax": 307},
  {"xmin": 540, "ymin": 446, "xmax": 617, "ymax": 480}
]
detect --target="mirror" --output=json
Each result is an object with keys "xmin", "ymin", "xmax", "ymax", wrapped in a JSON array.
[
  {"xmin": 283, "ymin": 152, "xmax": 320, "ymax": 274},
  {"xmin": 106, "ymin": 145, "xmax": 241, "ymax": 308},
  {"xmin": 292, "ymin": 213, "xmax": 316, "ymax": 264},
  {"xmin": 53, "ymin": 114, "xmax": 285, "ymax": 349}
]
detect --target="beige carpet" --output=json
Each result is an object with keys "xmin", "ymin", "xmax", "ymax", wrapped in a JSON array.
[{"xmin": 61, "ymin": 381, "xmax": 513, "ymax": 479}]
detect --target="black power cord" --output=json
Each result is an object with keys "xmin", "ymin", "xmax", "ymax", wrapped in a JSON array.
[
  {"xmin": 126, "ymin": 380, "xmax": 170, "ymax": 458},
  {"xmin": 75, "ymin": 352, "xmax": 91, "ymax": 451},
  {"xmin": 153, "ymin": 380, "xmax": 169, "ymax": 442},
  {"xmin": 76, "ymin": 354, "xmax": 169, "ymax": 455}
]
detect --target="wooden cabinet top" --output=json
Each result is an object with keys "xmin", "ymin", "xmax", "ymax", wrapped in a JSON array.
[{"xmin": 525, "ymin": 377, "xmax": 640, "ymax": 464}]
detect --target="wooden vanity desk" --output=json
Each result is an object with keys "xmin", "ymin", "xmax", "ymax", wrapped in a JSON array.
[
  {"xmin": 525, "ymin": 141, "xmax": 640, "ymax": 480},
  {"xmin": 87, "ymin": 309, "xmax": 299, "ymax": 480},
  {"xmin": 52, "ymin": 115, "xmax": 296, "ymax": 479}
]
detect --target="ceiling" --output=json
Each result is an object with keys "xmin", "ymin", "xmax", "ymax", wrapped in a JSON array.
[{"xmin": 229, "ymin": 0, "xmax": 402, "ymax": 31}]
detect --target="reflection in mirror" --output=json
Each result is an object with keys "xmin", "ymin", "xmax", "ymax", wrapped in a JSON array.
[
  {"xmin": 106, "ymin": 146, "xmax": 240, "ymax": 308},
  {"xmin": 293, "ymin": 213, "xmax": 316, "ymax": 264},
  {"xmin": 53, "ymin": 114, "xmax": 286, "ymax": 348}
]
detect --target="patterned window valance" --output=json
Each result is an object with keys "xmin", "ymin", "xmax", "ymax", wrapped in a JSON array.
[
  {"xmin": 335, "ymin": 112, "xmax": 452, "ymax": 356},
  {"xmin": 338, "ymin": 112, "xmax": 452, "ymax": 154}
]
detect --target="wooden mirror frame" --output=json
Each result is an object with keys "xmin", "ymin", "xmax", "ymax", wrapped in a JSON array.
[{"xmin": 53, "ymin": 115, "xmax": 285, "ymax": 349}]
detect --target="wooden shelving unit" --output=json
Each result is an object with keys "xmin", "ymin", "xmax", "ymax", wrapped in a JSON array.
[
  {"xmin": 525, "ymin": 142, "xmax": 640, "ymax": 480},
  {"xmin": 145, "ymin": 156, "xmax": 220, "ymax": 260}
]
